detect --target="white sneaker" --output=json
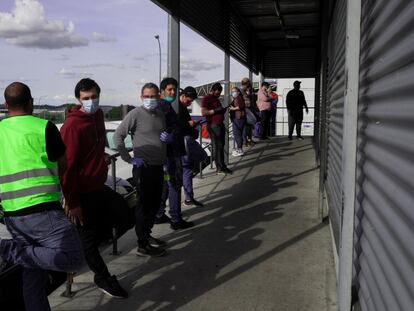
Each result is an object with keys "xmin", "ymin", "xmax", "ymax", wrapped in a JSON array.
[
  {"xmin": 232, "ymin": 150, "xmax": 240, "ymax": 157},
  {"xmin": 237, "ymin": 149, "xmax": 244, "ymax": 156}
]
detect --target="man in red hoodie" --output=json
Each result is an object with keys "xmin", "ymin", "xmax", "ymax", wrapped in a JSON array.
[{"xmin": 60, "ymin": 78, "xmax": 134, "ymax": 299}]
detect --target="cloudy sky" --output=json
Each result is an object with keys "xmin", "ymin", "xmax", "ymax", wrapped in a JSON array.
[{"xmin": 0, "ymin": 0, "xmax": 252, "ymax": 106}]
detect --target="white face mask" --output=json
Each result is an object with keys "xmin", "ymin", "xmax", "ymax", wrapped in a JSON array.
[
  {"xmin": 231, "ymin": 91, "xmax": 238, "ymax": 98},
  {"xmin": 82, "ymin": 98, "xmax": 99, "ymax": 114},
  {"xmin": 143, "ymin": 98, "xmax": 159, "ymax": 110}
]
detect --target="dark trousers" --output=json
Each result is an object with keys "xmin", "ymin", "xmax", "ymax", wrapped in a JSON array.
[
  {"xmin": 270, "ymin": 107, "xmax": 277, "ymax": 136},
  {"xmin": 207, "ymin": 123, "xmax": 227, "ymax": 171},
  {"xmin": 244, "ymin": 124, "xmax": 253, "ymax": 142},
  {"xmin": 288, "ymin": 112, "xmax": 303, "ymax": 137},
  {"xmin": 1, "ymin": 209, "xmax": 84, "ymax": 311},
  {"xmin": 133, "ymin": 165, "xmax": 164, "ymax": 248},
  {"xmin": 260, "ymin": 110, "xmax": 271, "ymax": 139},
  {"xmin": 78, "ymin": 186, "xmax": 134, "ymax": 281},
  {"xmin": 232, "ymin": 118, "xmax": 246, "ymax": 149},
  {"xmin": 157, "ymin": 157, "xmax": 183, "ymax": 223},
  {"xmin": 181, "ymin": 155, "xmax": 194, "ymax": 201}
]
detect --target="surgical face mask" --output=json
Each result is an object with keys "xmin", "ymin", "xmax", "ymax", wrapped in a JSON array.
[
  {"xmin": 231, "ymin": 91, "xmax": 238, "ymax": 98},
  {"xmin": 82, "ymin": 98, "xmax": 99, "ymax": 114},
  {"xmin": 164, "ymin": 96, "xmax": 175, "ymax": 103},
  {"xmin": 143, "ymin": 98, "xmax": 159, "ymax": 110}
]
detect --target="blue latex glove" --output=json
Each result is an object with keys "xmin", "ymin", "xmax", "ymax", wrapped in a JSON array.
[
  {"xmin": 130, "ymin": 157, "xmax": 146, "ymax": 167},
  {"xmin": 160, "ymin": 131, "xmax": 174, "ymax": 143}
]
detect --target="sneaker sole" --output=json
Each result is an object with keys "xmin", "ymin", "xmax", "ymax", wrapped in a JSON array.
[{"xmin": 97, "ymin": 287, "xmax": 128, "ymax": 299}]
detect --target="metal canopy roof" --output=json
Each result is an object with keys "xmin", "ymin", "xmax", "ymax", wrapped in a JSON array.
[{"xmin": 151, "ymin": 0, "xmax": 321, "ymax": 78}]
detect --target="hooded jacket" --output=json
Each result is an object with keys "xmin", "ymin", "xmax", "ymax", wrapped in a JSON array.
[{"xmin": 59, "ymin": 106, "xmax": 108, "ymax": 209}]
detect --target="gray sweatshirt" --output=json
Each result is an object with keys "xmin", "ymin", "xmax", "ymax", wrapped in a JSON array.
[{"xmin": 113, "ymin": 106, "xmax": 167, "ymax": 166}]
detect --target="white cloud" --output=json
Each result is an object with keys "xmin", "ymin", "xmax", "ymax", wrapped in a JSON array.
[
  {"xmin": 53, "ymin": 94, "xmax": 75, "ymax": 101},
  {"xmin": 0, "ymin": 0, "xmax": 88, "ymax": 49},
  {"xmin": 180, "ymin": 58, "xmax": 221, "ymax": 71},
  {"xmin": 91, "ymin": 32, "xmax": 116, "ymax": 43},
  {"xmin": 181, "ymin": 71, "xmax": 196, "ymax": 81},
  {"xmin": 73, "ymin": 63, "xmax": 125, "ymax": 69},
  {"xmin": 57, "ymin": 68, "xmax": 92, "ymax": 78}
]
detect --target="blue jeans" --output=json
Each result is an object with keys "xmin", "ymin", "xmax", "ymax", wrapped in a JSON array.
[
  {"xmin": 232, "ymin": 118, "xmax": 246, "ymax": 149},
  {"xmin": 157, "ymin": 156, "xmax": 183, "ymax": 223},
  {"xmin": 0, "ymin": 209, "xmax": 84, "ymax": 311}
]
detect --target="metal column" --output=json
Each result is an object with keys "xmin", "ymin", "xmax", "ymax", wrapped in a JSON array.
[
  {"xmin": 338, "ymin": 1, "xmax": 361, "ymax": 310},
  {"xmin": 224, "ymin": 52, "xmax": 230, "ymax": 165},
  {"xmin": 168, "ymin": 13, "xmax": 180, "ymax": 112}
]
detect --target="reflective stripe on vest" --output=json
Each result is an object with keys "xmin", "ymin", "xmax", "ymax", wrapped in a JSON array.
[
  {"xmin": 0, "ymin": 168, "xmax": 59, "ymax": 184},
  {"xmin": 1, "ymin": 184, "xmax": 61, "ymax": 200}
]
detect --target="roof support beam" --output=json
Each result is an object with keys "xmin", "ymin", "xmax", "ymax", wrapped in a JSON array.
[{"xmin": 167, "ymin": 13, "xmax": 180, "ymax": 112}]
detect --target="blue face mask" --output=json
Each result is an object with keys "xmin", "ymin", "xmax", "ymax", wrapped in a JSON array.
[
  {"xmin": 231, "ymin": 92, "xmax": 238, "ymax": 98},
  {"xmin": 82, "ymin": 98, "xmax": 99, "ymax": 114},
  {"xmin": 143, "ymin": 98, "xmax": 159, "ymax": 110},
  {"xmin": 164, "ymin": 96, "xmax": 175, "ymax": 103}
]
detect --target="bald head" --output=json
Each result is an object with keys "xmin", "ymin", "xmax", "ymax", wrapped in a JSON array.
[{"xmin": 4, "ymin": 82, "xmax": 33, "ymax": 112}]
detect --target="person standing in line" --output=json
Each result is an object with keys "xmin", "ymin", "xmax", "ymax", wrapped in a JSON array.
[
  {"xmin": 0, "ymin": 82, "xmax": 84, "ymax": 311},
  {"xmin": 241, "ymin": 77, "xmax": 255, "ymax": 146},
  {"xmin": 155, "ymin": 77, "xmax": 194, "ymax": 230},
  {"xmin": 60, "ymin": 78, "xmax": 134, "ymax": 298},
  {"xmin": 256, "ymin": 82, "xmax": 273, "ymax": 140},
  {"xmin": 113, "ymin": 82, "xmax": 168, "ymax": 256},
  {"xmin": 286, "ymin": 80, "xmax": 308, "ymax": 140},
  {"xmin": 177, "ymin": 86, "xmax": 204, "ymax": 208},
  {"xmin": 229, "ymin": 86, "xmax": 246, "ymax": 156},
  {"xmin": 269, "ymin": 86, "xmax": 279, "ymax": 137},
  {"xmin": 201, "ymin": 83, "xmax": 233, "ymax": 175}
]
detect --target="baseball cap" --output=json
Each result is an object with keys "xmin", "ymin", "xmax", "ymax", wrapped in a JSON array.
[
  {"xmin": 293, "ymin": 80, "xmax": 301, "ymax": 85},
  {"xmin": 183, "ymin": 86, "xmax": 197, "ymax": 100}
]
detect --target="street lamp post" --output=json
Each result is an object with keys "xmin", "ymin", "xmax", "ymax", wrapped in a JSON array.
[{"xmin": 154, "ymin": 34, "xmax": 161, "ymax": 85}]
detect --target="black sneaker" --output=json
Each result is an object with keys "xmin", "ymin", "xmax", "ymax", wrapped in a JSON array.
[
  {"xmin": 154, "ymin": 214, "xmax": 171, "ymax": 224},
  {"xmin": 136, "ymin": 244, "xmax": 166, "ymax": 257},
  {"xmin": 183, "ymin": 199, "xmax": 204, "ymax": 207},
  {"xmin": 95, "ymin": 275, "xmax": 128, "ymax": 299},
  {"xmin": 222, "ymin": 168, "xmax": 233, "ymax": 175},
  {"xmin": 288, "ymin": 136, "xmax": 293, "ymax": 140},
  {"xmin": 170, "ymin": 219, "xmax": 195, "ymax": 230},
  {"xmin": 149, "ymin": 235, "xmax": 167, "ymax": 247}
]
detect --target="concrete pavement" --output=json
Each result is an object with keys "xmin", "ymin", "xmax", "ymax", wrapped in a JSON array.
[{"xmin": 49, "ymin": 136, "xmax": 337, "ymax": 311}]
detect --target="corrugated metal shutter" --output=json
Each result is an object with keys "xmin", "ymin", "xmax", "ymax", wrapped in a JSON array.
[
  {"xmin": 263, "ymin": 48, "xmax": 317, "ymax": 78},
  {"xmin": 325, "ymin": 0, "xmax": 346, "ymax": 250},
  {"xmin": 355, "ymin": 1, "xmax": 414, "ymax": 310}
]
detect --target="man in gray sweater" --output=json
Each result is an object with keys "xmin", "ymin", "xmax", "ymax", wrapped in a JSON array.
[{"xmin": 113, "ymin": 82, "xmax": 172, "ymax": 257}]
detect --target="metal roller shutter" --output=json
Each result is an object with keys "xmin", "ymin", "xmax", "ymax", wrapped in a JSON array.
[
  {"xmin": 325, "ymin": 0, "xmax": 347, "ymax": 250},
  {"xmin": 355, "ymin": 1, "xmax": 414, "ymax": 310}
]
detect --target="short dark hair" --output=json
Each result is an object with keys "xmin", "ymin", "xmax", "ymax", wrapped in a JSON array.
[
  {"xmin": 141, "ymin": 82, "xmax": 159, "ymax": 95},
  {"xmin": 181, "ymin": 86, "xmax": 197, "ymax": 100},
  {"xmin": 261, "ymin": 82, "xmax": 270, "ymax": 88},
  {"xmin": 160, "ymin": 77, "xmax": 178, "ymax": 91},
  {"xmin": 4, "ymin": 82, "xmax": 32, "ymax": 109},
  {"xmin": 210, "ymin": 83, "xmax": 223, "ymax": 92},
  {"xmin": 74, "ymin": 78, "xmax": 101, "ymax": 99}
]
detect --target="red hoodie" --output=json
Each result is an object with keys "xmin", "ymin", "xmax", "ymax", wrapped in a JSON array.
[{"xmin": 60, "ymin": 106, "xmax": 108, "ymax": 209}]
